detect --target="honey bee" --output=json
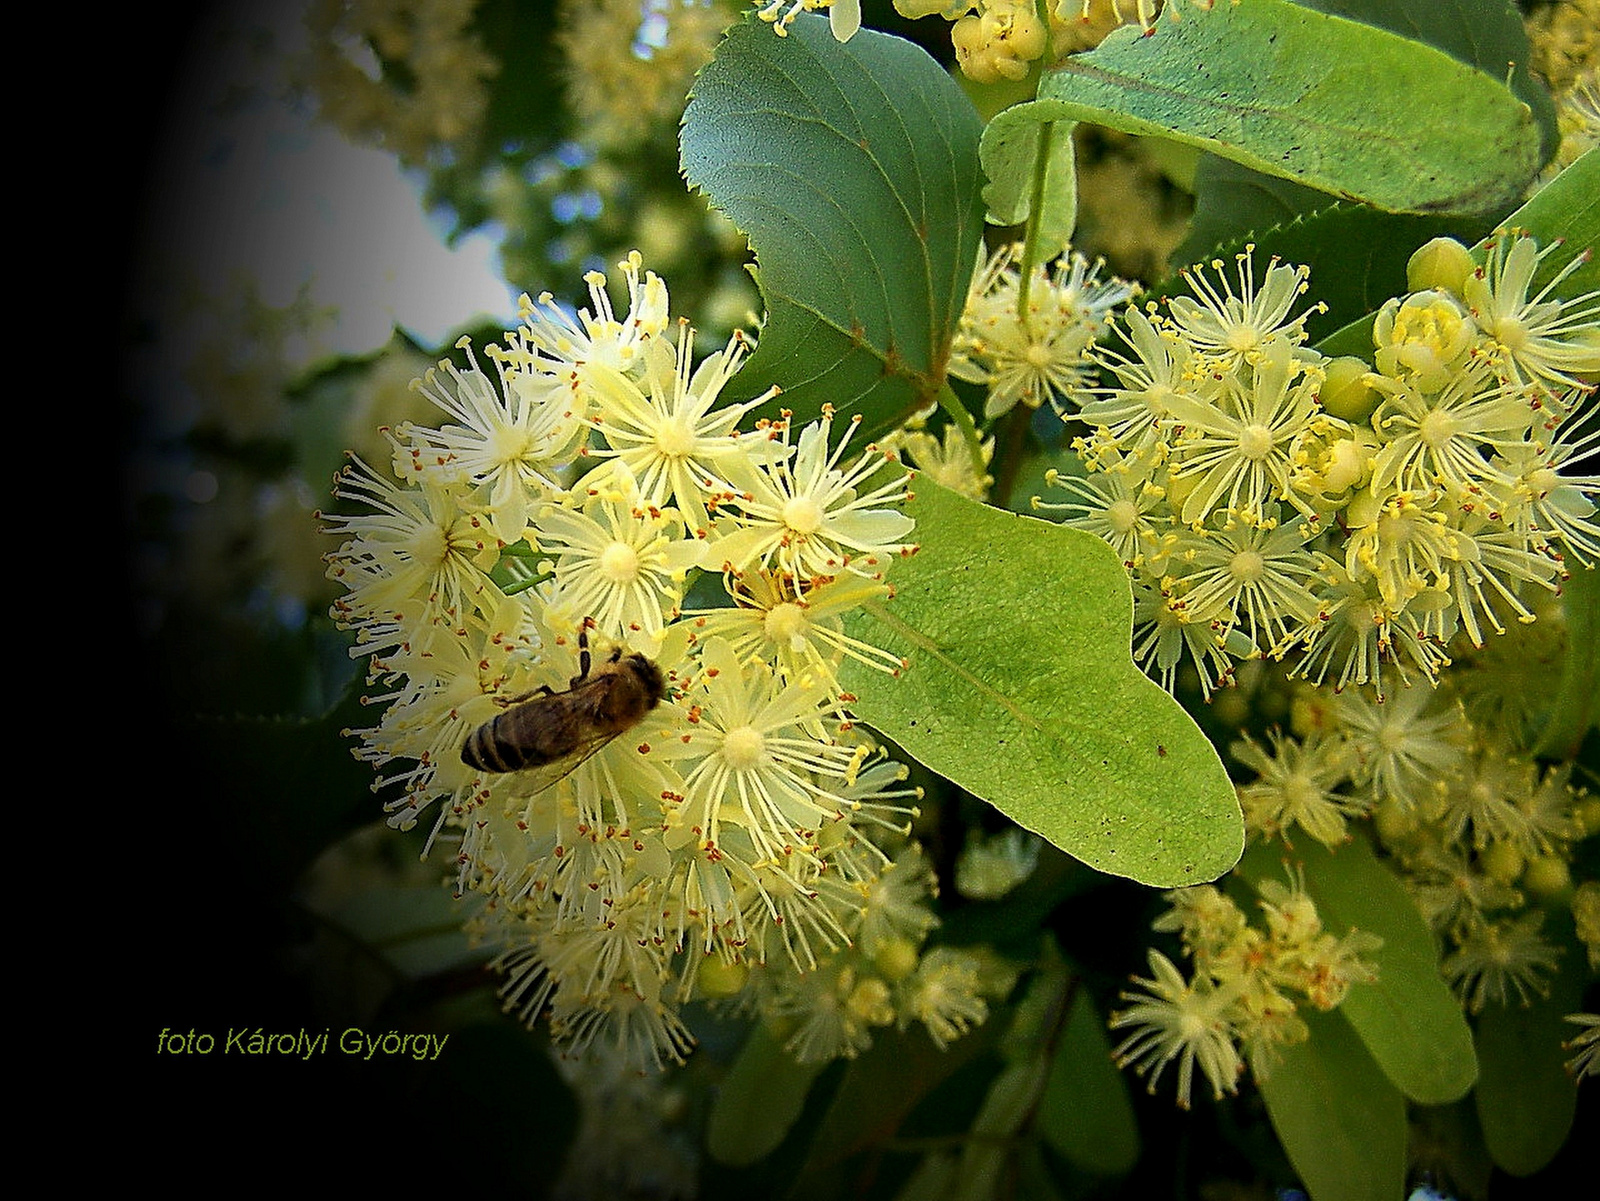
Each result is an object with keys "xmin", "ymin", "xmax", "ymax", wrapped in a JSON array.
[{"xmin": 462, "ymin": 621, "xmax": 666, "ymax": 779}]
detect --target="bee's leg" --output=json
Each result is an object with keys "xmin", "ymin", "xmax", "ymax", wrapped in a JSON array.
[
  {"xmin": 571, "ymin": 618, "xmax": 594, "ymax": 686},
  {"xmin": 496, "ymin": 684, "xmax": 557, "ymax": 707}
]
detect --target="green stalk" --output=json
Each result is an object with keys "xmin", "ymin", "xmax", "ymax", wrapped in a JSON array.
[
  {"xmin": 937, "ymin": 382, "xmax": 987, "ymax": 486},
  {"xmin": 1013, "ymin": 119, "xmax": 1055, "ymax": 334}
]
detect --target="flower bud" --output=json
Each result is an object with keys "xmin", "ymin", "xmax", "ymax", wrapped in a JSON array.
[
  {"xmin": 1523, "ymin": 854, "xmax": 1573, "ymax": 901},
  {"xmin": 1406, "ymin": 237, "xmax": 1475, "ymax": 298},
  {"xmin": 1480, "ymin": 840, "xmax": 1524, "ymax": 886},
  {"xmin": 953, "ymin": 3, "xmax": 1048, "ymax": 84},
  {"xmin": 697, "ymin": 956, "xmax": 749, "ymax": 998},
  {"xmin": 1318, "ymin": 356, "xmax": 1380, "ymax": 423},
  {"xmin": 874, "ymin": 937, "xmax": 921, "ymax": 982},
  {"xmin": 1372, "ymin": 291, "xmax": 1477, "ymax": 393}
]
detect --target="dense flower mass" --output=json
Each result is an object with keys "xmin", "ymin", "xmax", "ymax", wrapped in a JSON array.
[
  {"xmin": 323, "ymin": 255, "xmax": 992, "ymax": 1071},
  {"xmin": 1110, "ymin": 876, "xmax": 1381, "ymax": 1109},
  {"xmin": 951, "ymin": 242, "xmax": 1140, "ymax": 419},
  {"xmin": 995, "ymin": 232, "xmax": 1600, "ymax": 1106},
  {"xmin": 1032, "ymin": 235, "xmax": 1600, "ymax": 701},
  {"xmin": 884, "ymin": 1, "xmax": 1219, "ymax": 82},
  {"xmin": 1219, "ymin": 639, "xmax": 1596, "ymax": 1017}
]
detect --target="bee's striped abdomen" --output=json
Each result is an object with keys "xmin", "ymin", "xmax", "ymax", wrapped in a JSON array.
[{"xmin": 462, "ymin": 699, "xmax": 574, "ymax": 773}]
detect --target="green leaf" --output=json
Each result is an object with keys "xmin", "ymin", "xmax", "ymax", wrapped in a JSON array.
[
  {"xmin": 954, "ymin": 1058, "xmax": 1049, "ymax": 1199},
  {"xmin": 1474, "ymin": 965, "xmax": 1585, "ymax": 1177},
  {"xmin": 978, "ymin": 101, "xmax": 1077, "ymax": 254},
  {"xmin": 1175, "ymin": 0, "xmax": 1556, "ymax": 262},
  {"xmin": 1036, "ymin": 987, "xmax": 1139, "ymax": 1175},
  {"xmin": 707, "ymin": 1024, "xmax": 827, "ymax": 1167},
  {"xmin": 1525, "ymin": 146, "xmax": 1600, "ymax": 296},
  {"xmin": 1533, "ymin": 564, "xmax": 1599, "ymax": 758},
  {"xmin": 1258, "ymin": 1007, "xmax": 1407, "ymax": 1201},
  {"xmin": 324, "ymin": 885, "xmax": 483, "ymax": 980},
  {"xmin": 680, "ymin": 13, "xmax": 985, "ymax": 439},
  {"xmin": 1293, "ymin": 0, "xmax": 1556, "ymax": 163},
  {"xmin": 1239, "ymin": 837, "xmax": 1477, "ymax": 1104},
  {"xmin": 178, "ymin": 677, "xmax": 383, "ymax": 892},
  {"xmin": 840, "ymin": 481, "xmax": 1241, "ymax": 887},
  {"xmin": 792, "ymin": 1022, "xmax": 1001, "ymax": 1182},
  {"xmin": 1316, "ymin": 144, "xmax": 1600, "ymax": 359},
  {"xmin": 1173, "ymin": 154, "xmax": 1338, "ymax": 268},
  {"xmin": 1034, "ymin": 0, "xmax": 1541, "ymax": 216}
]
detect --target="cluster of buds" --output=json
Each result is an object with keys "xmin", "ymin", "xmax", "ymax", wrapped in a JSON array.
[{"xmin": 1033, "ymin": 234, "xmax": 1599, "ymax": 700}]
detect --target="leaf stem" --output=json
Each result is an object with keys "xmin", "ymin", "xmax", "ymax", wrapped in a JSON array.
[
  {"xmin": 1014, "ymin": 119, "xmax": 1056, "ymax": 335},
  {"xmin": 937, "ymin": 383, "xmax": 988, "ymax": 488}
]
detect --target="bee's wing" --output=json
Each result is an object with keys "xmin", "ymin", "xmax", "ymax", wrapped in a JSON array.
[{"xmin": 512, "ymin": 729, "xmax": 625, "ymax": 798}]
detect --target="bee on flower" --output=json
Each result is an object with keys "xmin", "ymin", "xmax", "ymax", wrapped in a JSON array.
[{"xmin": 324, "ymin": 253, "xmax": 988, "ymax": 1072}]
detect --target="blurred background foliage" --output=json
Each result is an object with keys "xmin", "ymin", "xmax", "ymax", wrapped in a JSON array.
[{"xmin": 119, "ymin": 2, "xmax": 1596, "ymax": 1196}]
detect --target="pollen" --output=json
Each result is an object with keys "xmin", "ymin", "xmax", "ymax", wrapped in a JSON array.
[
  {"xmin": 782, "ymin": 495, "xmax": 827, "ymax": 536},
  {"xmin": 1228, "ymin": 549, "xmax": 1266, "ymax": 583},
  {"xmin": 764, "ymin": 601, "xmax": 811, "ymax": 646},
  {"xmin": 599, "ymin": 541, "xmax": 642, "ymax": 583},
  {"xmin": 1238, "ymin": 423, "xmax": 1275, "ymax": 461},
  {"xmin": 722, "ymin": 725, "xmax": 767, "ymax": 770},
  {"xmin": 654, "ymin": 414, "xmax": 697, "ymax": 457}
]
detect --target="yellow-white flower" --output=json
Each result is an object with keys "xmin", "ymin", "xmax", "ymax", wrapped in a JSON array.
[
  {"xmin": 672, "ymin": 640, "xmax": 863, "ymax": 866},
  {"xmin": 1110, "ymin": 950, "xmax": 1244, "ymax": 1110},
  {"xmin": 575, "ymin": 325, "xmax": 780, "ymax": 535},
  {"xmin": 505, "ymin": 250, "xmax": 670, "ymax": 377},
  {"xmin": 537, "ymin": 461, "xmax": 705, "ymax": 648},
  {"xmin": 1166, "ymin": 249, "xmax": 1321, "ymax": 373},
  {"xmin": 758, "ymin": 0, "xmax": 861, "ymax": 41},
  {"xmin": 682, "ymin": 568, "xmax": 906, "ymax": 692},
  {"xmin": 1463, "ymin": 231, "xmax": 1600, "ymax": 393},
  {"xmin": 404, "ymin": 339, "xmax": 587, "ymax": 538},
  {"xmin": 713, "ymin": 409, "xmax": 916, "ymax": 585}
]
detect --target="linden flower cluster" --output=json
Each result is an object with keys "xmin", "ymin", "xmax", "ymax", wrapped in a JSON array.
[
  {"xmin": 1226, "ymin": 635, "xmax": 1598, "ymax": 1014},
  {"xmin": 889, "ymin": 2, "xmax": 1222, "ymax": 83},
  {"xmin": 1110, "ymin": 876, "xmax": 1382, "ymax": 1109},
  {"xmin": 324, "ymin": 253, "xmax": 995, "ymax": 1070},
  {"xmin": 950, "ymin": 242, "xmax": 1141, "ymax": 420},
  {"xmin": 1034, "ymin": 233, "xmax": 1600, "ymax": 700},
  {"xmin": 560, "ymin": 0, "xmax": 733, "ymax": 150}
]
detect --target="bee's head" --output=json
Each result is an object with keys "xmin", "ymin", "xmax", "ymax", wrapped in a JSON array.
[{"xmin": 627, "ymin": 653, "xmax": 667, "ymax": 708}]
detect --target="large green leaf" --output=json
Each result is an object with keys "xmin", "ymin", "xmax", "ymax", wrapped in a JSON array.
[
  {"xmin": 1474, "ymin": 965, "xmax": 1585, "ymax": 1177},
  {"xmin": 321, "ymin": 884, "xmax": 484, "ymax": 980},
  {"xmin": 1239, "ymin": 837, "xmax": 1477, "ymax": 1104},
  {"xmin": 680, "ymin": 13, "xmax": 985, "ymax": 439},
  {"xmin": 179, "ymin": 676, "xmax": 385, "ymax": 892},
  {"xmin": 1036, "ymin": 986, "xmax": 1139, "ymax": 1175},
  {"xmin": 1527, "ymin": 146, "xmax": 1600, "ymax": 296},
  {"xmin": 1174, "ymin": 0, "xmax": 1556, "ymax": 261},
  {"xmin": 1030, "ymin": 0, "xmax": 1541, "ymax": 216},
  {"xmin": 840, "ymin": 481, "xmax": 1241, "ymax": 887},
  {"xmin": 1257, "ymin": 1007, "xmax": 1407, "ymax": 1201},
  {"xmin": 1173, "ymin": 154, "xmax": 1339, "ymax": 268},
  {"xmin": 1317, "ymin": 145, "xmax": 1600, "ymax": 358},
  {"xmin": 1295, "ymin": 0, "xmax": 1555, "ymax": 161},
  {"xmin": 791, "ymin": 1022, "xmax": 1001, "ymax": 1184},
  {"xmin": 707, "ymin": 1024, "xmax": 827, "ymax": 1167}
]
